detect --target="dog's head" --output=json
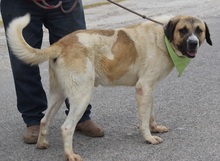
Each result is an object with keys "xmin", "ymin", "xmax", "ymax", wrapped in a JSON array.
[{"xmin": 164, "ymin": 16, "xmax": 212, "ymax": 58}]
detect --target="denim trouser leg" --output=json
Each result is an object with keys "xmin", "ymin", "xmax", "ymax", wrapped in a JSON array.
[
  {"xmin": 44, "ymin": 0, "xmax": 91, "ymax": 122},
  {"xmin": 1, "ymin": 0, "xmax": 47, "ymax": 127},
  {"xmin": 0, "ymin": 0, "xmax": 91, "ymax": 126}
]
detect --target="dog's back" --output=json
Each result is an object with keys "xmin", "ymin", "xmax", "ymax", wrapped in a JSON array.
[{"xmin": 68, "ymin": 17, "xmax": 173, "ymax": 86}]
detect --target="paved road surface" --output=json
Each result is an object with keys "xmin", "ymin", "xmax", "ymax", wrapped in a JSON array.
[{"xmin": 0, "ymin": 0, "xmax": 220, "ymax": 161}]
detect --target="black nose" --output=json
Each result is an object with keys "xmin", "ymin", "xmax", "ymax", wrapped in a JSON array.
[{"xmin": 188, "ymin": 40, "xmax": 198, "ymax": 49}]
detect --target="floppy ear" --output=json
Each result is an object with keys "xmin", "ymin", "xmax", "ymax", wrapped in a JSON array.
[
  {"xmin": 204, "ymin": 22, "xmax": 212, "ymax": 46},
  {"xmin": 164, "ymin": 17, "xmax": 180, "ymax": 42}
]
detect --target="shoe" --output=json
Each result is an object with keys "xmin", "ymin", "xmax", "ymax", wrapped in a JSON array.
[
  {"xmin": 76, "ymin": 120, "xmax": 104, "ymax": 137},
  {"xmin": 23, "ymin": 125, "xmax": 40, "ymax": 144}
]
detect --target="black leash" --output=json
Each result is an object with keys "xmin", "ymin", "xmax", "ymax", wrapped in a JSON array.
[{"xmin": 107, "ymin": 0, "xmax": 164, "ymax": 26}]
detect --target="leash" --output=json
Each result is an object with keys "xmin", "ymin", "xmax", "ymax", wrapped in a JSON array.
[
  {"xmin": 32, "ymin": 0, "xmax": 78, "ymax": 14},
  {"xmin": 107, "ymin": 0, "xmax": 164, "ymax": 26}
]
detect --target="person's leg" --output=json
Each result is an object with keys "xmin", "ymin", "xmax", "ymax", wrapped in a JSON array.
[
  {"xmin": 1, "ymin": 0, "xmax": 47, "ymax": 143},
  {"xmin": 43, "ymin": 0, "xmax": 104, "ymax": 137}
]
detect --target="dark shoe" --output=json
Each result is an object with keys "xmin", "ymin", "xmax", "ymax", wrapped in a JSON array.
[
  {"xmin": 76, "ymin": 120, "xmax": 104, "ymax": 137},
  {"xmin": 23, "ymin": 125, "xmax": 40, "ymax": 144}
]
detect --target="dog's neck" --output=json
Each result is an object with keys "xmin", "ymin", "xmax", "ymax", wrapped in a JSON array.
[{"xmin": 165, "ymin": 36, "xmax": 191, "ymax": 77}]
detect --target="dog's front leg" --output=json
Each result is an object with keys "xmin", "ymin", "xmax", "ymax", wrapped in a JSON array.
[
  {"xmin": 150, "ymin": 109, "xmax": 169, "ymax": 133},
  {"xmin": 135, "ymin": 82, "xmax": 163, "ymax": 144}
]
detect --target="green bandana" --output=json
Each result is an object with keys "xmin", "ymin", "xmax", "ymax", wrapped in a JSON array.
[{"xmin": 165, "ymin": 36, "xmax": 191, "ymax": 77}]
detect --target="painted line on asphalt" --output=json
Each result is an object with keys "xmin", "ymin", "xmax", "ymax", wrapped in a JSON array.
[{"xmin": 84, "ymin": 0, "xmax": 125, "ymax": 9}]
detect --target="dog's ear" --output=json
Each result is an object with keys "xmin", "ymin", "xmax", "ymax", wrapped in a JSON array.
[
  {"xmin": 164, "ymin": 17, "xmax": 180, "ymax": 42},
  {"xmin": 204, "ymin": 22, "xmax": 212, "ymax": 46}
]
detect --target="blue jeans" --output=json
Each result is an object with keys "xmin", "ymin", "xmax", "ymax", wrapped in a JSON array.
[{"xmin": 0, "ymin": 0, "xmax": 91, "ymax": 127}]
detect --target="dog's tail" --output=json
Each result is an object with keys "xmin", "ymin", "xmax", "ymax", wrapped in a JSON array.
[{"xmin": 6, "ymin": 13, "xmax": 61, "ymax": 65}]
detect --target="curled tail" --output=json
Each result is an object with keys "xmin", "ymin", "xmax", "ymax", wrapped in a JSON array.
[{"xmin": 6, "ymin": 13, "xmax": 61, "ymax": 65}]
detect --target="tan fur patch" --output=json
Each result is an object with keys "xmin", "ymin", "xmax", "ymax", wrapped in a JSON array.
[
  {"xmin": 59, "ymin": 30, "xmax": 116, "ymax": 75},
  {"xmin": 56, "ymin": 34, "xmax": 89, "ymax": 74},
  {"xmin": 99, "ymin": 30, "xmax": 137, "ymax": 82}
]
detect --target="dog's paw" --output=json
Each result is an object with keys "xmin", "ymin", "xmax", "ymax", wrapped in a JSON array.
[
  {"xmin": 150, "ymin": 125, "xmax": 169, "ymax": 133},
  {"xmin": 66, "ymin": 154, "xmax": 83, "ymax": 161},
  {"xmin": 145, "ymin": 135, "xmax": 163, "ymax": 144},
  {"xmin": 36, "ymin": 140, "xmax": 49, "ymax": 149}
]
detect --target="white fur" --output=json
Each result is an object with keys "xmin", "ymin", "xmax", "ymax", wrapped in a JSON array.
[{"xmin": 7, "ymin": 14, "xmax": 60, "ymax": 65}]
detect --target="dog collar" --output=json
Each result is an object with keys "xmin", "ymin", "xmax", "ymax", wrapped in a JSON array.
[{"xmin": 165, "ymin": 36, "xmax": 191, "ymax": 77}]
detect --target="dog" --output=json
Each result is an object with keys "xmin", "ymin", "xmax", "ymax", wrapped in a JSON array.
[{"xmin": 7, "ymin": 13, "xmax": 212, "ymax": 161}]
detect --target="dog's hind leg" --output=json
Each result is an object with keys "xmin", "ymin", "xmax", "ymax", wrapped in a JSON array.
[
  {"xmin": 59, "ymin": 64, "xmax": 95, "ymax": 161},
  {"xmin": 62, "ymin": 92, "xmax": 92, "ymax": 161},
  {"xmin": 37, "ymin": 67, "xmax": 65, "ymax": 149}
]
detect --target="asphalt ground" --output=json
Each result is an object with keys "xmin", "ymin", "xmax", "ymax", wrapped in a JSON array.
[{"xmin": 0, "ymin": 0, "xmax": 220, "ymax": 161}]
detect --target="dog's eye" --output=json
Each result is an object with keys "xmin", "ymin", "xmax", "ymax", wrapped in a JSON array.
[
  {"xmin": 179, "ymin": 27, "xmax": 188, "ymax": 34},
  {"xmin": 195, "ymin": 26, "xmax": 203, "ymax": 34}
]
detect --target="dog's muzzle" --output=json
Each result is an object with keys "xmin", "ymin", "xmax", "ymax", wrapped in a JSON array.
[{"xmin": 187, "ymin": 34, "xmax": 199, "ymax": 58}]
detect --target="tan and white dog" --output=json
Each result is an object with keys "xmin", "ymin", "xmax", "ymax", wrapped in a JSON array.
[{"xmin": 7, "ymin": 14, "xmax": 212, "ymax": 161}]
